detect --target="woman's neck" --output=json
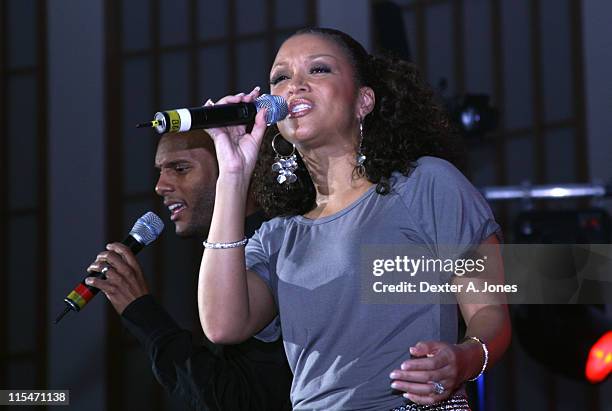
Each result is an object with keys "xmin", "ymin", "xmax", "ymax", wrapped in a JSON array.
[{"xmin": 299, "ymin": 144, "xmax": 373, "ymax": 219}]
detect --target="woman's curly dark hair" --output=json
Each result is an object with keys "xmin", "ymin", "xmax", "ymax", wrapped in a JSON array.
[{"xmin": 252, "ymin": 27, "xmax": 465, "ymax": 218}]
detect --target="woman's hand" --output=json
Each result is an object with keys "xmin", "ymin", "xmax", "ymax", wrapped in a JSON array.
[
  {"xmin": 204, "ymin": 86, "xmax": 268, "ymax": 180},
  {"xmin": 389, "ymin": 340, "xmax": 483, "ymax": 405}
]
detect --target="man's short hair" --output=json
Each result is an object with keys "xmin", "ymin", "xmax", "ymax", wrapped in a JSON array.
[{"xmin": 158, "ymin": 130, "xmax": 216, "ymax": 153}]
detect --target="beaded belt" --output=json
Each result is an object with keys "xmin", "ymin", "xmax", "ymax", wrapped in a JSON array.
[{"xmin": 389, "ymin": 394, "xmax": 471, "ymax": 411}]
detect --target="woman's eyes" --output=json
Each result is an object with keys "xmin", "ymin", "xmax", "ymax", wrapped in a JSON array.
[
  {"xmin": 269, "ymin": 65, "xmax": 331, "ymax": 85},
  {"xmin": 270, "ymin": 75, "xmax": 288, "ymax": 85},
  {"xmin": 310, "ymin": 65, "xmax": 331, "ymax": 74}
]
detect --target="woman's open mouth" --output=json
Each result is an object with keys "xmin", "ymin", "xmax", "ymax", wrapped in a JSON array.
[{"xmin": 288, "ymin": 100, "xmax": 313, "ymax": 118}]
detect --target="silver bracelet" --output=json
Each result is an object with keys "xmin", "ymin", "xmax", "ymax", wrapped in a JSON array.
[
  {"xmin": 203, "ymin": 237, "xmax": 248, "ymax": 249},
  {"xmin": 463, "ymin": 336, "xmax": 489, "ymax": 381}
]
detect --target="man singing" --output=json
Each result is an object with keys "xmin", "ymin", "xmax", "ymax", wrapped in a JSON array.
[{"xmin": 85, "ymin": 130, "xmax": 292, "ymax": 411}]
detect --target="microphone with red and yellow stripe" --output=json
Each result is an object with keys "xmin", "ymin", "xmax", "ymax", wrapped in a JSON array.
[{"xmin": 54, "ymin": 212, "xmax": 164, "ymax": 324}]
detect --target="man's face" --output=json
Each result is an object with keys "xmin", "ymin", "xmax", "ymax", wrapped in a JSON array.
[{"xmin": 154, "ymin": 136, "xmax": 218, "ymax": 237}]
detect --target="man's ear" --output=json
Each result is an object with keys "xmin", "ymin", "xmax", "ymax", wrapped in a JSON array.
[{"xmin": 357, "ymin": 86, "xmax": 376, "ymax": 119}]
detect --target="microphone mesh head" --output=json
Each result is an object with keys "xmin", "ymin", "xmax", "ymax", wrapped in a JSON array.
[
  {"xmin": 130, "ymin": 212, "xmax": 165, "ymax": 245},
  {"xmin": 255, "ymin": 94, "xmax": 289, "ymax": 125}
]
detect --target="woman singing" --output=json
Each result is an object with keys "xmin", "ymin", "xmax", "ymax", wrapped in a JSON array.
[{"xmin": 199, "ymin": 28, "xmax": 511, "ymax": 410}]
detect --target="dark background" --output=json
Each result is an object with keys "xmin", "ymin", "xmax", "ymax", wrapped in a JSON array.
[{"xmin": 1, "ymin": 0, "xmax": 611, "ymax": 410}]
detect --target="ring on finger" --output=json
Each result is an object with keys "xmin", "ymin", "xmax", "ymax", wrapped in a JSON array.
[
  {"xmin": 101, "ymin": 266, "xmax": 110, "ymax": 275},
  {"xmin": 431, "ymin": 381, "xmax": 445, "ymax": 395}
]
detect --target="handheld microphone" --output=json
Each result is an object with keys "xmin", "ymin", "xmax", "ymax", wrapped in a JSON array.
[
  {"xmin": 54, "ymin": 212, "xmax": 164, "ymax": 324},
  {"xmin": 136, "ymin": 94, "xmax": 289, "ymax": 134}
]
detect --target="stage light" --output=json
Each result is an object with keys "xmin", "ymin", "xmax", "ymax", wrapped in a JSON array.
[
  {"xmin": 453, "ymin": 94, "xmax": 498, "ymax": 138},
  {"xmin": 513, "ymin": 209, "xmax": 612, "ymax": 384},
  {"xmin": 586, "ymin": 331, "xmax": 612, "ymax": 383},
  {"xmin": 460, "ymin": 107, "xmax": 481, "ymax": 131},
  {"xmin": 514, "ymin": 305, "xmax": 612, "ymax": 383}
]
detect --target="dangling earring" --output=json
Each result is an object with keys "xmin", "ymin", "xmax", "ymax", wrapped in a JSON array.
[
  {"xmin": 271, "ymin": 133, "xmax": 298, "ymax": 185},
  {"xmin": 355, "ymin": 120, "xmax": 367, "ymax": 177}
]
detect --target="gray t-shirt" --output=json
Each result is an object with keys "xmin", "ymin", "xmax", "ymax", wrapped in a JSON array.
[{"xmin": 245, "ymin": 156, "xmax": 501, "ymax": 410}]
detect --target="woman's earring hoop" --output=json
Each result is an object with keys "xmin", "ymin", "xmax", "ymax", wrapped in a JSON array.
[{"xmin": 271, "ymin": 133, "xmax": 298, "ymax": 185}]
